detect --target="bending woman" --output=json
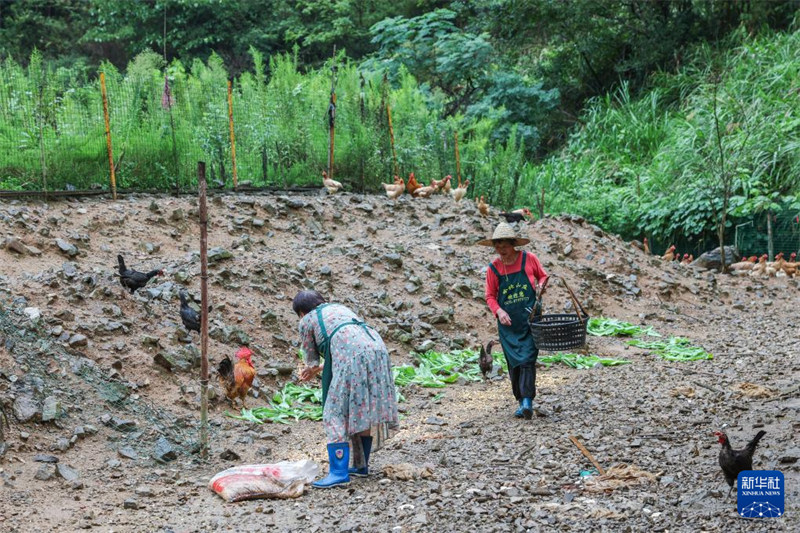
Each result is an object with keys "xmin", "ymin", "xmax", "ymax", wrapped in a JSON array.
[{"xmin": 293, "ymin": 290, "xmax": 399, "ymax": 488}]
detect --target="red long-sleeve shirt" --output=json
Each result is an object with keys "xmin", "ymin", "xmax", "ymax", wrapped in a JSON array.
[{"xmin": 485, "ymin": 251, "xmax": 548, "ymax": 317}]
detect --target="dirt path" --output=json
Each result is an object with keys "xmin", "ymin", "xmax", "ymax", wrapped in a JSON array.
[{"xmin": 0, "ymin": 192, "xmax": 797, "ymax": 532}]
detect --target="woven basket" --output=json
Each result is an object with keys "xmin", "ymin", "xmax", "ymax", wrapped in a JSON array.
[
  {"xmin": 528, "ymin": 277, "xmax": 589, "ymax": 351},
  {"xmin": 529, "ymin": 313, "xmax": 588, "ymax": 351}
]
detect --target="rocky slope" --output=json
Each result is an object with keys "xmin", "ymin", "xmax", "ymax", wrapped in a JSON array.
[{"xmin": 0, "ymin": 191, "xmax": 797, "ymax": 532}]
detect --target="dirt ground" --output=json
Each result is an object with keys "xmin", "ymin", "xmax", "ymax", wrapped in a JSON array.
[{"xmin": 0, "ymin": 191, "xmax": 797, "ymax": 532}]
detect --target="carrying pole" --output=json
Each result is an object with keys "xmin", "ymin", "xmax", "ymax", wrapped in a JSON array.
[
  {"xmin": 387, "ymin": 105, "xmax": 399, "ymax": 178},
  {"xmin": 100, "ymin": 73, "xmax": 117, "ymax": 200},
  {"xmin": 227, "ymin": 80, "xmax": 238, "ymax": 190},
  {"xmin": 198, "ymin": 162, "xmax": 209, "ymax": 458}
]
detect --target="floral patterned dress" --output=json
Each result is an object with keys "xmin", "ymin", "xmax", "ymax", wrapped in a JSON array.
[{"xmin": 299, "ymin": 303, "xmax": 399, "ymax": 462}]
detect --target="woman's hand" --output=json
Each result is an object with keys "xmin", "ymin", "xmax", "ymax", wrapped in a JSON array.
[
  {"xmin": 496, "ymin": 308, "xmax": 512, "ymax": 326},
  {"xmin": 299, "ymin": 364, "xmax": 323, "ymax": 382}
]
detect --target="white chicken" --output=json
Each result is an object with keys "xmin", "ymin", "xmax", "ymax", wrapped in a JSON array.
[
  {"xmin": 322, "ymin": 171, "xmax": 342, "ymax": 194},
  {"xmin": 450, "ymin": 179, "xmax": 470, "ymax": 203}
]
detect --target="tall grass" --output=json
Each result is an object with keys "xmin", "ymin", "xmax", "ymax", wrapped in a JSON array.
[
  {"xmin": 0, "ymin": 48, "xmax": 500, "ymax": 192},
  {"xmin": 518, "ymin": 27, "xmax": 800, "ymax": 246}
]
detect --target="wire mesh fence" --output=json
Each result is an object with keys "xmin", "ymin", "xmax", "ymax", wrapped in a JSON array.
[
  {"xmin": 735, "ymin": 212, "xmax": 800, "ymax": 258},
  {"xmin": 0, "ymin": 52, "xmax": 466, "ymax": 194}
]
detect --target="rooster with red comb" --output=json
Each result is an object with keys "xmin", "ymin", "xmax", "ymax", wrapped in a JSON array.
[{"xmin": 218, "ymin": 347, "xmax": 256, "ymax": 409}]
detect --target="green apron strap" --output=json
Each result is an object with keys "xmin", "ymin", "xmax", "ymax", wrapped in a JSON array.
[
  {"xmin": 314, "ymin": 305, "xmax": 374, "ymax": 407},
  {"xmin": 315, "ymin": 306, "xmax": 333, "ymax": 407}
]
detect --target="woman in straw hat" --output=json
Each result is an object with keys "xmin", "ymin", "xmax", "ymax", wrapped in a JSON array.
[
  {"xmin": 293, "ymin": 290, "xmax": 399, "ymax": 488},
  {"xmin": 478, "ymin": 222, "xmax": 548, "ymax": 419}
]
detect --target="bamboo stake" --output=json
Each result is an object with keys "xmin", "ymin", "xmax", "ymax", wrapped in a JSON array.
[
  {"xmin": 454, "ymin": 131, "xmax": 462, "ymax": 187},
  {"xmin": 100, "ymin": 73, "xmax": 116, "ymax": 200},
  {"xmin": 386, "ymin": 105, "xmax": 399, "ymax": 178},
  {"xmin": 568, "ymin": 435, "xmax": 605, "ymax": 475},
  {"xmin": 37, "ymin": 87, "xmax": 47, "ymax": 200},
  {"xmin": 227, "ymin": 80, "xmax": 238, "ymax": 190},
  {"xmin": 198, "ymin": 162, "xmax": 209, "ymax": 458},
  {"xmin": 328, "ymin": 48, "xmax": 337, "ymax": 182}
]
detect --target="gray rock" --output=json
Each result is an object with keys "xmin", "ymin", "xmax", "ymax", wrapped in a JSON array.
[
  {"xmin": 4, "ymin": 237, "xmax": 28, "ymax": 255},
  {"xmin": 779, "ymin": 448, "xmax": 800, "ymax": 464},
  {"xmin": 382, "ymin": 253, "xmax": 403, "ymax": 268},
  {"xmin": 208, "ymin": 247, "xmax": 233, "ymax": 263},
  {"xmin": 34, "ymin": 454, "xmax": 59, "ymax": 463},
  {"xmin": 693, "ymin": 246, "xmax": 738, "ymax": 271},
  {"xmin": 135, "ymin": 486, "xmax": 154, "ymax": 497},
  {"xmin": 12, "ymin": 394, "xmax": 39, "ymax": 422},
  {"xmin": 220, "ymin": 449, "xmax": 241, "ymax": 461},
  {"xmin": 62, "ymin": 262, "xmax": 78, "ymax": 278},
  {"xmin": 123, "ymin": 498, "xmax": 139, "ymax": 510},
  {"xmin": 154, "ymin": 437, "xmax": 177, "ymax": 462},
  {"xmin": 24, "ymin": 307, "xmax": 41, "ymax": 322},
  {"xmin": 118, "ymin": 446, "xmax": 139, "ymax": 460},
  {"xmin": 35, "ymin": 464, "xmax": 56, "ymax": 481},
  {"xmin": 55, "ymin": 239, "xmax": 78, "ymax": 257},
  {"xmin": 68, "ymin": 334, "xmax": 88, "ymax": 348},
  {"xmin": 41, "ymin": 396, "xmax": 62, "ymax": 422},
  {"xmin": 56, "ymin": 464, "xmax": 80, "ymax": 482}
]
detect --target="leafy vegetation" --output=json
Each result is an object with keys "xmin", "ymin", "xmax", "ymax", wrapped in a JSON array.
[
  {"xmin": 232, "ymin": 382, "xmax": 323, "ymax": 424},
  {"xmin": 0, "ymin": 1, "xmax": 798, "ymax": 248},
  {"xmin": 538, "ymin": 353, "xmax": 631, "ymax": 369},
  {"xmin": 587, "ymin": 317, "xmax": 660, "ymax": 338},
  {"xmin": 519, "ymin": 28, "xmax": 800, "ymax": 249},
  {"xmin": 628, "ymin": 337, "xmax": 713, "ymax": 362},
  {"xmin": 393, "ymin": 349, "xmax": 507, "ymax": 388}
]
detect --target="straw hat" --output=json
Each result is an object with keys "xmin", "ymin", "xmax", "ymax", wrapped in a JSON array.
[{"xmin": 477, "ymin": 222, "xmax": 530, "ymax": 247}]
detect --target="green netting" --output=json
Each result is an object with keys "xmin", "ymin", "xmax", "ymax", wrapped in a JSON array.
[{"xmin": 735, "ymin": 212, "xmax": 800, "ymax": 258}]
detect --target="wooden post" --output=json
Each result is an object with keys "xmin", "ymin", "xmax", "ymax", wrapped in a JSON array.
[
  {"xmin": 100, "ymin": 73, "xmax": 117, "ymax": 199},
  {"xmin": 386, "ymin": 105, "xmax": 399, "ymax": 178},
  {"xmin": 227, "ymin": 80, "xmax": 238, "ymax": 190},
  {"xmin": 37, "ymin": 87, "xmax": 47, "ymax": 199},
  {"xmin": 454, "ymin": 131, "xmax": 462, "ymax": 188},
  {"xmin": 328, "ymin": 49, "xmax": 337, "ymax": 182},
  {"xmin": 198, "ymin": 162, "xmax": 209, "ymax": 458}
]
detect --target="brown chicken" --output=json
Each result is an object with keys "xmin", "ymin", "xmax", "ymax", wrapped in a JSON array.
[
  {"xmin": 643, "ymin": 237, "xmax": 651, "ymax": 255},
  {"xmin": 478, "ymin": 340, "xmax": 498, "ymax": 378},
  {"xmin": 661, "ymin": 244, "xmax": 676, "ymax": 262},
  {"xmin": 218, "ymin": 347, "xmax": 256, "ymax": 409},
  {"xmin": 406, "ymin": 172, "xmax": 422, "ymax": 196},
  {"xmin": 429, "ymin": 175, "xmax": 451, "ymax": 193},
  {"xmin": 715, "ymin": 430, "xmax": 766, "ymax": 496},
  {"xmin": 477, "ymin": 195, "xmax": 490, "ymax": 217}
]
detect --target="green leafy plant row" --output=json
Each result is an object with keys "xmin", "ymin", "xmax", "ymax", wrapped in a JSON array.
[
  {"xmin": 587, "ymin": 317, "xmax": 661, "ymax": 337},
  {"xmin": 627, "ymin": 337, "xmax": 713, "ymax": 362},
  {"xmin": 538, "ymin": 353, "xmax": 632, "ymax": 369}
]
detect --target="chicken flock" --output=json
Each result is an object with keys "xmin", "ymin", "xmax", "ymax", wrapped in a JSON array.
[{"xmin": 116, "ymin": 254, "xmax": 255, "ymax": 407}]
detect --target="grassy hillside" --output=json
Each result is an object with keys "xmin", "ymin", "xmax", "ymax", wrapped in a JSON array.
[{"xmin": 519, "ymin": 27, "xmax": 800, "ymax": 250}]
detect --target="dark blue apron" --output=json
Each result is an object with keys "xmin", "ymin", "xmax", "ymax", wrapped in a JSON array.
[
  {"xmin": 314, "ymin": 304, "xmax": 376, "ymax": 407},
  {"xmin": 490, "ymin": 252, "xmax": 538, "ymax": 369}
]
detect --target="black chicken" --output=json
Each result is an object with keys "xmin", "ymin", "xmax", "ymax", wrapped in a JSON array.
[
  {"xmin": 715, "ymin": 430, "xmax": 767, "ymax": 496},
  {"xmin": 478, "ymin": 340, "xmax": 498, "ymax": 378},
  {"xmin": 179, "ymin": 290, "xmax": 202, "ymax": 333},
  {"xmin": 117, "ymin": 255, "xmax": 163, "ymax": 294},
  {"xmin": 498, "ymin": 212, "xmax": 525, "ymax": 223}
]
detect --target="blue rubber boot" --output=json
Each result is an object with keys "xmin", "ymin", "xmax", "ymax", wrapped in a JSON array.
[
  {"xmin": 349, "ymin": 436, "xmax": 373, "ymax": 477},
  {"xmin": 514, "ymin": 400, "xmax": 524, "ymax": 418},
  {"xmin": 521, "ymin": 397, "xmax": 533, "ymax": 420},
  {"xmin": 313, "ymin": 442, "xmax": 351, "ymax": 488}
]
